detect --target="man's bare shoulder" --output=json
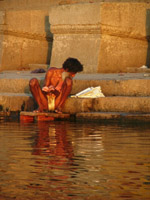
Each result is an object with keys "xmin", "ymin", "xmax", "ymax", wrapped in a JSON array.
[
  {"xmin": 47, "ymin": 67, "xmax": 58, "ymax": 72},
  {"xmin": 46, "ymin": 67, "xmax": 58, "ymax": 75},
  {"xmin": 47, "ymin": 67, "xmax": 63, "ymax": 75}
]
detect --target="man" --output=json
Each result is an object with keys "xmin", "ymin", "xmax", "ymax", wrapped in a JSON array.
[{"xmin": 29, "ymin": 57, "xmax": 83, "ymax": 113}]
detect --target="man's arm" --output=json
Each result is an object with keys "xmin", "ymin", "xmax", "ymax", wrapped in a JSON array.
[
  {"xmin": 42, "ymin": 68, "xmax": 55, "ymax": 93},
  {"xmin": 55, "ymin": 77, "xmax": 73, "ymax": 112},
  {"xmin": 44, "ymin": 68, "xmax": 55, "ymax": 87}
]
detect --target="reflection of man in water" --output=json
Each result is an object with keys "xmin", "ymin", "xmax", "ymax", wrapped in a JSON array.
[
  {"xmin": 33, "ymin": 122, "xmax": 74, "ymax": 166},
  {"xmin": 29, "ymin": 58, "xmax": 83, "ymax": 113}
]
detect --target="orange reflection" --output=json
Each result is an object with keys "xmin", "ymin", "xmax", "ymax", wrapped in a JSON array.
[{"xmin": 33, "ymin": 122, "xmax": 74, "ymax": 167}]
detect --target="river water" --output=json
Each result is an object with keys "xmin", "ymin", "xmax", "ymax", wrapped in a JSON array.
[{"xmin": 0, "ymin": 121, "xmax": 150, "ymax": 200}]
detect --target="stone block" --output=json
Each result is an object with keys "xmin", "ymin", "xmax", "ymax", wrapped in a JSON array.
[
  {"xmin": 93, "ymin": 96, "xmax": 150, "ymax": 113},
  {"xmin": 50, "ymin": 34, "xmax": 100, "ymax": 72},
  {"xmin": 5, "ymin": 10, "xmax": 52, "ymax": 38},
  {"xmin": 98, "ymin": 35, "xmax": 148, "ymax": 72},
  {"xmin": 49, "ymin": 2, "xmax": 150, "ymax": 73},
  {"xmin": 0, "ymin": 10, "xmax": 53, "ymax": 71},
  {"xmin": 98, "ymin": 2, "xmax": 150, "ymax": 72},
  {"xmin": 76, "ymin": 112, "xmax": 150, "ymax": 122},
  {"xmin": 0, "ymin": 11, "xmax": 5, "ymax": 25},
  {"xmin": 1, "ymin": 35, "xmax": 51, "ymax": 70},
  {"xmin": 49, "ymin": 3, "xmax": 101, "ymax": 73},
  {"xmin": 63, "ymin": 96, "xmax": 150, "ymax": 114},
  {"xmin": 100, "ymin": 3, "xmax": 150, "ymax": 39},
  {"xmin": 0, "ymin": 93, "xmax": 34, "ymax": 111},
  {"xmin": 1, "ymin": 2, "xmax": 150, "ymax": 73},
  {"xmin": 63, "ymin": 97, "xmax": 94, "ymax": 114},
  {"xmin": 49, "ymin": 3, "xmax": 100, "ymax": 25}
]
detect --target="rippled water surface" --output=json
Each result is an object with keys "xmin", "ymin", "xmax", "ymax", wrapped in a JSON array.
[{"xmin": 0, "ymin": 121, "xmax": 150, "ymax": 200}]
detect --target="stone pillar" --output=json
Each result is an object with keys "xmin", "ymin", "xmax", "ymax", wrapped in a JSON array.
[{"xmin": 49, "ymin": 3, "xmax": 101, "ymax": 73}]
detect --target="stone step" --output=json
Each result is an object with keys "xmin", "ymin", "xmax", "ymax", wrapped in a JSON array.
[
  {"xmin": 0, "ymin": 71, "xmax": 150, "ymax": 96},
  {"xmin": 63, "ymin": 96, "xmax": 150, "ymax": 114},
  {"xmin": 0, "ymin": 71, "xmax": 44, "ymax": 94},
  {"xmin": 73, "ymin": 74, "xmax": 150, "ymax": 97},
  {"xmin": 0, "ymin": 93, "xmax": 34, "ymax": 112},
  {"xmin": 0, "ymin": 93, "xmax": 150, "ymax": 114},
  {"xmin": 76, "ymin": 112, "xmax": 150, "ymax": 123}
]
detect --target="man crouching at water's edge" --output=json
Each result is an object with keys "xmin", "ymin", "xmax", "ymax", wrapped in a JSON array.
[{"xmin": 29, "ymin": 58, "xmax": 83, "ymax": 113}]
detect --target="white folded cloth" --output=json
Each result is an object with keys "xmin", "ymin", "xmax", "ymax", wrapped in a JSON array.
[{"xmin": 71, "ymin": 86, "xmax": 105, "ymax": 98}]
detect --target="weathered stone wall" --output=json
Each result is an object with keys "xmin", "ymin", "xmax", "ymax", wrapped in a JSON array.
[
  {"xmin": 0, "ymin": 0, "xmax": 150, "ymax": 72},
  {"xmin": 0, "ymin": 0, "xmax": 149, "ymax": 11},
  {"xmin": 0, "ymin": 10, "xmax": 53, "ymax": 70},
  {"xmin": 49, "ymin": 2, "xmax": 150, "ymax": 73},
  {"xmin": 99, "ymin": 3, "xmax": 150, "ymax": 72},
  {"xmin": 49, "ymin": 3, "xmax": 101, "ymax": 73}
]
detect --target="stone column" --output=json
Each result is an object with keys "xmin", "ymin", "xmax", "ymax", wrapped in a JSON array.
[{"xmin": 49, "ymin": 3, "xmax": 101, "ymax": 73}]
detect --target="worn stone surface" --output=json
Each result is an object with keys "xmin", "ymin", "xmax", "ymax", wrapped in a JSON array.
[
  {"xmin": 0, "ymin": 0, "xmax": 149, "ymax": 11},
  {"xmin": 0, "ymin": 71, "xmax": 150, "ymax": 122},
  {"xmin": 0, "ymin": 11, "xmax": 5, "ymax": 70},
  {"xmin": 0, "ymin": 2, "xmax": 150, "ymax": 73},
  {"xmin": 1, "ymin": 92, "xmax": 150, "ymax": 114},
  {"xmin": 1, "ymin": 93, "xmax": 150, "ymax": 114},
  {"xmin": 98, "ymin": 35, "xmax": 148, "ymax": 73},
  {"xmin": 100, "ymin": 3, "xmax": 149, "ymax": 39},
  {"xmin": 49, "ymin": 3, "xmax": 101, "ymax": 73},
  {"xmin": 0, "ymin": 71, "xmax": 44, "ymax": 93},
  {"xmin": 72, "ymin": 74, "xmax": 150, "ymax": 97},
  {"xmin": 93, "ymin": 96, "xmax": 150, "ymax": 113},
  {"xmin": 76, "ymin": 112, "xmax": 150, "ymax": 122},
  {"xmin": 0, "ymin": 71, "xmax": 150, "ymax": 97},
  {"xmin": 50, "ymin": 34, "xmax": 100, "ymax": 73},
  {"xmin": 1, "ymin": 35, "xmax": 51, "ymax": 71},
  {"xmin": 63, "ymin": 96, "xmax": 150, "ymax": 114},
  {"xmin": 98, "ymin": 3, "xmax": 150, "ymax": 72},
  {"xmin": 0, "ymin": 93, "xmax": 34, "ymax": 111},
  {"xmin": 49, "ymin": 2, "xmax": 150, "ymax": 73},
  {"xmin": 0, "ymin": 10, "xmax": 53, "ymax": 71},
  {"xmin": 49, "ymin": 3, "xmax": 100, "ymax": 25}
]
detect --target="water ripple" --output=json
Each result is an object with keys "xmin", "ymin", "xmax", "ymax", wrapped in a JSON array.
[{"xmin": 0, "ymin": 121, "xmax": 150, "ymax": 199}]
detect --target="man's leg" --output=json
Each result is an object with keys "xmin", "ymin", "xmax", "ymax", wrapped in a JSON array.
[
  {"xmin": 29, "ymin": 78, "xmax": 48, "ymax": 112},
  {"xmin": 55, "ymin": 77, "xmax": 72, "ymax": 112}
]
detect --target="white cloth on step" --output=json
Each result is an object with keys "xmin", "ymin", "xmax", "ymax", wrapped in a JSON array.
[{"xmin": 71, "ymin": 86, "xmax": 105, "ymax": 98}]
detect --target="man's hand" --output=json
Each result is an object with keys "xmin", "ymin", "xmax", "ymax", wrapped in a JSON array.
[{"xmin": 42, "ymin": 85, "xmax": 55, "ymax": 93}]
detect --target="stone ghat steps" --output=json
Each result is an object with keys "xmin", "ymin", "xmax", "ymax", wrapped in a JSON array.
[
  {"xmin": 1, "ymin": 93, "xmax": 150, "ymax": 115},
  {"xmin": 63, "ymin": 96, "xmax": 150, "ymax": 114},
  {"xmin": 0, "ymin": 71, "xmax": 150, "ymax": 96},
  {"xmin": 0, "ymin": 71, "xmax": 44, "ymax": 94},
  {"xmin": 76, "ymin": 112, "xmax": 150, "ymax": 123},
  {"xmin": 72, "ymin": 73, "xmax": 150, "ymax": 97},
  {"xmin": 19, "ymin": 111, "xmax": 150, "ymax": 123},
  {"xmin": 0, "ymin": 71, "xmax": 150, "ymax": 122},
  {"xmin": 0, "ymin": 93, "xmax": 34, "ymax": 111}
]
